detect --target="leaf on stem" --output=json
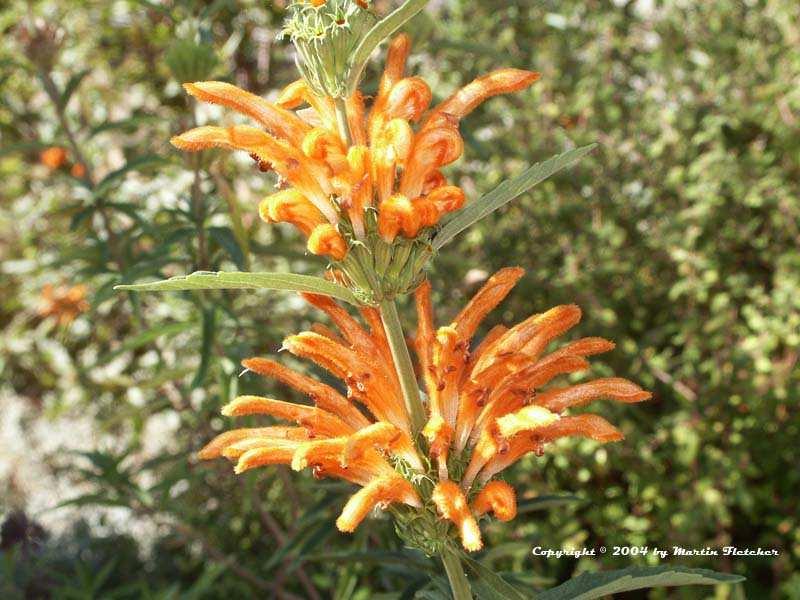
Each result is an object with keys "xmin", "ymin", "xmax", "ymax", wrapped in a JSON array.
[
  {"xmin": 537, "ymin": 565, "xmax": 745, "ymax": 600},
  {"xmin": 114, "ymin": 271, "xmax": 359, "ymax": 305},
  {"xmin": 432, "ymin": 144, "xmax": 597, "ymax": 251}
]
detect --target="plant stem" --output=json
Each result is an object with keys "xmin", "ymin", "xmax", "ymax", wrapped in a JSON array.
[
  {"xmin": 40, "ymin": 70, "xmax": 124, "ymax": 271},
  {"xmin": 378, "ymin": 298, "xmax": 426, "ymax": 435},
  {"xmin": 333, "ymin": 96, "xmax": 352, "ymax": 146},
  {"xmin": 441, "ymin": 547, "xmax": 473, "ymax": 600}
]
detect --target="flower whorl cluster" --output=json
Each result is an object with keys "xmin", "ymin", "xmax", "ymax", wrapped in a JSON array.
[
  {"xmin": 199, "ymin": 269, "xmax": 651, "ymax": 552},
  {"xmin": 170, "ymin": 32, "xmax": 538, "ymax": 300}
]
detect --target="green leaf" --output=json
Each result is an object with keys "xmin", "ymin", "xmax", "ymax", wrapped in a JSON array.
[
  {"xmin": 100, "ymin": 320, "xmax": 196, "ymax": 362},
  {"xmin": 59, "ymin": 69, "xmax": 91, "ymax": 108},
  {"xmin": 89, "ymin": 114, "xmax": 157, "ymax": 138},
  {"xmin": 432, "ymin": 144, "xmax": 597, "ymax": 251},
  {"xmin": 94, "ymin": 154, "xmax": 167, "ymax": 196},
  {"xmin": 51, "ymin": 492, "xmax": 131, "ymax": 510},
  {"xmin": 0, "ymin": 141, "xmax": 49, "ymax": 158},
  {"xmin": 516, "ymin": 494, "xmax": 584, "ymax": 514},
  {"xmin": 304, "ymin": 550, "xmax": 435, "ymax": 574},
  {"xmin": 208, "ymin": 226, "xmax": 246, "ymax": 270},
  {"xmin": 115, "ymin": 271, "xmax": 359, "ymax": 304},
  {"xmin": 191, "ymin": 307, "xmax": 216, "ymax": 388},
  {"xmin": 462, "ymin": 555, "xmax": 529, "ymax": 600},
  {"xmin": 537, "ymin": 565, "xmax": 745, "ymax": 600}
]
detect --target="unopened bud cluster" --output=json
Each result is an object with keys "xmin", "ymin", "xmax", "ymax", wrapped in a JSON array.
[{"xmin": 281, "ymin": 0, "xmax": 377, "ymax": 98}]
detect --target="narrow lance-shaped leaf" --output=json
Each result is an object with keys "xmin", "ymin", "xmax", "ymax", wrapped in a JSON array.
[
  {"xmin": 432, "ymin": 144, "xmax": 597, "ymax": 251},
  {"xmin": 115, "ymin": 271, "xmax": 359, "ymax": 305},
  {"xmin": 462, "ymin": 555, "xmax": 529, "ymax": 600},
  {"xmin": 94, "ymin": 154, "xmax": 167, "ymax": 196},
  {"xmin": 536, "ymin": 565, "xmax": 745, "ymax": 600},
  {"xmin": 516, "ymin": 494, "xmax": 583, "ymax": 514}
]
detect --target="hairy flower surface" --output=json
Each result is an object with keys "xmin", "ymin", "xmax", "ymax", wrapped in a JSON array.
[
  {"xmin": 199, "ymin": 269, "xmax": 650, "ymax": 552},
  {"xmin": 170, "ymin": 34, "xmax": 538, "ymax": 265}
]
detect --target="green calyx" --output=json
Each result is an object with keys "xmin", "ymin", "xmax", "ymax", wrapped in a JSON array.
[
  {"xmin": 281, "ymin": 0, "xmax": 378, "ymax": 98},
  {"xmin": 334, "ymin": 214, "xmax": 434, "ymax": 304},
  {"xmin": 391, "ymin": 502, "xmax": 454, "ymax": 557}
]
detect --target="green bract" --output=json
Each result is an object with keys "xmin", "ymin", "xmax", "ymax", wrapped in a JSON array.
[{"xmin": 281, "ymin": 0, "xmax": 378, "ymax": 98}]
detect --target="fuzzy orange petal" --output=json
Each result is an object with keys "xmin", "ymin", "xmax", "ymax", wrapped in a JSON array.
[
  {"xmin": 432, "ymin": 481, "xmax": 483, "ymax": 552},
  {"xmin": 234, "ymin": 443, "xmax": 299, "ymax": 474},
  {"xmin": 472, "ymin": 480, "xmax": 517, "ymax": 521},
  {"xmin": 385, "ymin": 77, "xmax": 432, "ymax": 122},
  {"xmin": 307, "ymin": 224, "xmax": 347, "ymax": 261},
  {"xmin": 183, "ymin": 81, "xmax": 309, "ymax": 144},
  {"xmin": 426, "ymin": 69, "xmax": 540, "ymax": 125},
  {"xmin": 400, "ymin": 121, "xmax": 464, "ymax": 199},
  {"xmin": 259, "ymin": 189, "xmax": 326, "ymax": 237},
  {"xmin": 221, "ymin": 396, "xmax": 352, "ymax": 437},
  {"xmin": 242, "ymin": 357, "xmax": 370, "ymax": 430},
  {"xmin": 453, "ymin": 267, "xmax": 525, "ymax": 341},
  {"xmin": 336, "ymin": 475, "xmax": 420, "ymax": 533},
  {"xmin": 534, "ymin": 378, "xmax": 652, "ymax": 413},
  {"xmin": 198, "ymin": 426, "xmax": 309, "ymax": 460}
]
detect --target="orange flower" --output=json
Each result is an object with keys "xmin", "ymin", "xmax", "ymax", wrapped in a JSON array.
[
  {"xmin": 171, "ymin": 35, "xmax": 539, "ymax": 261},
  {"xmin": 39, "ymin": 283, "xmax": 89, "ymax": 325},
  {"xmin": 200, "ymin": 269, "xmax": 649, "ymax": 552},
  {"xmin": 70, "ymin": 163, "xmax": 87, "ymax": 178},
  {"xmin": 40, "ymin": 146, "xmax": 67, "ymax": 170}
]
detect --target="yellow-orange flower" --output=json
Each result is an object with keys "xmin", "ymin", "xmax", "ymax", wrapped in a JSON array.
[
  {"xmin": 40, "ymin": 146, "xmax": 67, "ymax": 170},
  {"xmin": 70, "ymin": 163, "xmax": 87, "ymax": 178},
  {"xmin": 199, "ymin": 269, "xmax": 649, "ymax": 551},
  {"xmin": 171, "ymin": 35, "xmax": 539, "ymax": 261},
  {"xmin": 38, "ymin": 283, "xmax": 89, "ymax": 325}
]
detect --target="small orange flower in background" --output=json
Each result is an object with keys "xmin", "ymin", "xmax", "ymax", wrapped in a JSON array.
[
  {"xmin": 39, "ymin": 146, "xmax": 67, "ymax": 170},
  {"xmin": 70, "ymin": 163, "xmax": 87, "ymax": 178},
  {"xmin": 39, "ymin": 283, "xmax": 89, "ymax": 326},
  {"xmin": 170, "ymin": 34, "xmax": 539, "ymax": 262},
  {"xmin": 199, "ymin": 268, "xmax": 650, "ymax": 552}
]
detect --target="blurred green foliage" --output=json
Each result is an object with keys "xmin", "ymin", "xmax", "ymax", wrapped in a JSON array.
[{"xmin": 1, "ymin": 0, "xmax": 797, "ymax": 598}]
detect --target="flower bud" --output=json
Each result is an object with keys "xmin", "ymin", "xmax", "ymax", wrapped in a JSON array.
[{"xmin": 281, "ymin": 0, "xmax": 378, "ymax": 98}]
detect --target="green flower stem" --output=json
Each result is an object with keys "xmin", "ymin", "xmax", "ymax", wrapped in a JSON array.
[
  {"xmin": 441, "ymin": 547, "xmax": 473, "ymax": 600},
  {"xmin": 378, "ymin": 298, "xmax": 426, "ymax": 436},
  {"xmin": 334, "ymin": 96, "xmax": 352, "ymax": 146}
]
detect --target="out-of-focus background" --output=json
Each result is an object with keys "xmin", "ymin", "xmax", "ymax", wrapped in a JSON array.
[{"xmin": 1, "ymin": 0, "xmax": 798, "ymax": 598}]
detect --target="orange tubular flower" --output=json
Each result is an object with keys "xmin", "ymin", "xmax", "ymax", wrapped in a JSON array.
[
  {"xmin": 200, "ymin": 268, "xmax": 649, "ymax": 552},
  {"xmin": 40, "ymin": 146, "xmax": 67, "ymax": 170},
  {"xmin": 39, "ymin": 283, "xmax": 89, "ymax": 325},
  {"xmin": 170, "ymin": 35, "xmax": 539, "ymax": 265}
]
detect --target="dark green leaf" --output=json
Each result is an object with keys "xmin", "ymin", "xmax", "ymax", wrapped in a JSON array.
[
  {"xmin": 537, "ymin": 565, "xmax": 745, "ymax": 600},
  {"xmin": 432, "ymin": 144, "xmax": 597, "ymax": 250},
  {"xmin": 304, "ymin": 550, "xmax": 435, "ymax": 574},
  {"xmin": 191, "ymin": 308, "xmax": 216, "ymax": 388},
  {"xmin": 59, "ymin": 69, "xmax": 91, "ymax": 108},
  {"xmin": 94, "ymin": 155, "xmax": 167, "ymax": 196},
  {"xmin": 100, "ymin": 320, "xmax": 196, "ymax": 363},
  {"xmin": 89, "ymin": 114, "xmax": 157, "ymax": 137},
  {"xmin": 462, "ymin": 555, "xmax": 529, "ymax": 600},
  {"xmin": 516, "ymin": 494, "xmax": 584, "ymax": 514},
  {"xmin": 115, "ymin": 271, "xmax": 359, "ymax": 304},
  {"xmin": 208, "ymin": 226, "xmax": 246, "ymax": 270}
]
